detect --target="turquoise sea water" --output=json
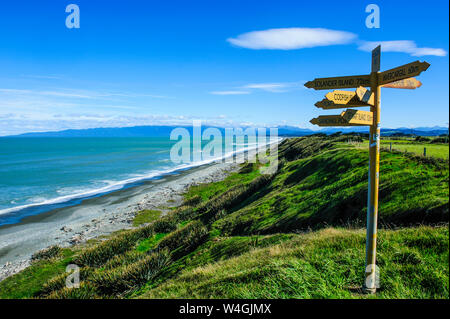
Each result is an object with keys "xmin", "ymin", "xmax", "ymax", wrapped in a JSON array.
[{"xmin": 0, "ymin": 137, "xmax": 222, "ymax": 226}]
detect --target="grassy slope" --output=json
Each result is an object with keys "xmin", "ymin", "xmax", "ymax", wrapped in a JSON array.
[
  {"xmin": 212, "ymin": 137, "xmax": 448, "ymax": 237},
  {"xmin": 136, "ymin": 136, "xmax": 448, "ymax": 298},
  {"xmin": 0, "ymin": 135, "xmax": 448, "ymax": 299},
  {"xmin": 141, "ymin": 226, "xmax": 448, "ymax": 299}
]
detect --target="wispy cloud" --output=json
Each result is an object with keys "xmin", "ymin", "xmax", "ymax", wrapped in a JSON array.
[
  {"xmin": 21, "ymin": 74, "xmax": 62, "ymax": 80},
  {"xmin": 358, "ymin": 40, "xmax": 447, "ymax": 57},
  {"xmin": 242, "ymin": 82, "xmax": 300, "ymax": 93},
  {"xmin": 227, "ymin": 28, "xmax": 356, "ymax": 50},
  {"xmin": 210, "ymin": 90, "xmax": 250, "ymax": 95},
  {"xmin": 0, "ymin": 88, "xmax": 173, "ymax": 100},
  {"xmin": 211, "ymin": 82, "xmax": 301, "ymax": 96}
]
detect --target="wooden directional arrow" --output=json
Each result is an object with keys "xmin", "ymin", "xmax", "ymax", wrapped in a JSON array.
[
  {"xmin": 378, "ymin": 61, "xmax": 430, "ymax": 85},
  {"xmin": 326, "ymin": 88, "xmax": 374, "ymax": 106},
  {"xmin": 325, "ymin": 90, "xmax": 359, "ymax": 104},
  {"xmin": 342, "ymin": 109, "xmax": 373, "ymax": 125},
  {"xmin": 310, "ymin": 114, "xmax": 350, "ymax": 126},
  {"xmin": 315, "ymin": 98, "xmax": 351, "ymax": 109},
  {"xmin": 304, "ymin": 74, "xmax": 371, "ymax": 90},
  {"xmin": 381, "ymin": 77, "xmax": 422, "ymax": 89},
  {"xmin": 310, "ymin": 109, "xmax": 373, "ymax": 126},
  {"xmin": 355, "ymin": 86, "xmax": 374, "ymax": 105}
]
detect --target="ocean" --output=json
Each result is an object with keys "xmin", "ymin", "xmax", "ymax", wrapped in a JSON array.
[{"xmin": 0, "ymin": 136, "xmax": 262, "ymax": 226}]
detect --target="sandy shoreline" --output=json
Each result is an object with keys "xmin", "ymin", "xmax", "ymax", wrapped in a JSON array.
[{"xmin": 0, "ymin": 161, "xmax": 239, "ymax": 281}]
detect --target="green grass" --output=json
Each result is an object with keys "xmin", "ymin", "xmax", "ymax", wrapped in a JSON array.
[
  {"xmin": 0, "ymin": 249, "xmax": 74, "ymax": 299},
  {"xmin": 1, "ymin": 135, "xmax": 448, "ymax": 299},
  {"xmin": 184, "ymin": 164, "xmax": 261, "ymax": 203},
  {"xmin": 358, "ymin": 139, "xmax": 449, "ymax": 159},
  {"xmin": 133, "ymin": 209, "xmax": 162, "ymax": 226},
  {"xmin": 136, "ymin": 233, "xmax": 168, "ymax": 252},
  {"xmin": 139, "ymin": 226, "xmax": 449, "ymax": 299}
]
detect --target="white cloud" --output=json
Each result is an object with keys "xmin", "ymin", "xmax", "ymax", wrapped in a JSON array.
[
  {"xmin": 0, "ymin": 88, "xmax": 172, "ymax": 100},
  {"xmin": 358, "ymin": 40, "xmax": 447, "ymax": 57},
  {"xmin": 210, "ymin": 90, "xmax": 250, "ymax": 95},
  {"xmin": 242, "ymin": 82, "xmax": 299, "ymax": 93},
  {"xmin": 226, "ymin": 28, "xmax": 447, "ymax": 58},
  {"xmin": 212, "ymin": 82, "xmax": 301, "ymax": 95},
  {"xmin": 227, "ymin": 28, "xmax": 356, "ymax": 50}
]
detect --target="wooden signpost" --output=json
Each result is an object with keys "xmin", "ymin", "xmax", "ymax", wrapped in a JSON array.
[
  {"xmin": 305, "ymin": 45, "xmax": 430, "ymax": 294},
  {"xmin": 304, "ymin": 74, "xmax": 371, "ymax": 90},
  {"xmin": 378, "ymin": 60, "xmax": 430, "ymax": 85},
  {"xmin": 382, "ymin": 77, "xmax": 422, "ymax": 89},
  {"xmin": 310, "ymin": 109, "xmax": 373, "ymax": 126}
]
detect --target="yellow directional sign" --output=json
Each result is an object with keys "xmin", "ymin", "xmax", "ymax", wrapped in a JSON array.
[
  {"xmin": 382, "ymin": 77, "xmax": 422, "ymax": 89},
  {"xmin": 325, "ymin": 87, "xmax": 373, "ymax": 106},
  {"xmin": 355, "ymin": 86, "xmax": 374, "ymax": 105},
  {"xmin": 378, "ymin": 60, "xmax": 430, "ymax": 85},
  {"xmin": 304, "ymin": 74, "xmax": 371, "ymax": 90},
  {"xmin": 342, "ymin": 109, "xmax": 373, "ymax": 125},
  {"xmin": 310, "ymin": 109, "xmax": 373, "ymax": 126},
  {"xmin": 314, "ymin": 98, "xmax": 353, "ymax": 109},
  {"xmin": 310, "ymin": 114, "xmax": 349, "ymax": 126},
  {"xmin": 325, "ymin": 90, "xmax": 359, "ymax": 104}
]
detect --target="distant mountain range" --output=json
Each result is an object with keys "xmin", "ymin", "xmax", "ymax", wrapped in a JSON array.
[{"xmin": 2, "ymin": 125, "xmax": 448, "ymax": 138}]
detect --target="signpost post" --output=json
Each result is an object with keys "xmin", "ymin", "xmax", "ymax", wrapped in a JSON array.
[{"xmin": 304, "ymin": 45, "xmax": 429, "ymax": 294}]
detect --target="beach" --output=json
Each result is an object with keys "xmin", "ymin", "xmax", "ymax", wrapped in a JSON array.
[{"xmin": 0, "ymin": 160, "xmax": 239, "ymax": 281}]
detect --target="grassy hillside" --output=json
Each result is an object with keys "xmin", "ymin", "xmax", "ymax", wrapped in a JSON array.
[
  {"xmin": 0, "ymin": 135, "xmax": 448, "ymax": 299},
  {"xmin": 140, "ymin": 226, "xmax": 448, "ymax": 299}
]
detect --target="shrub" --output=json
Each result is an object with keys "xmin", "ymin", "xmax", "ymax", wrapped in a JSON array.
[
  {"xmin": 39, "ymin": 267, "xmax": 93, "ymax": 296},
  {"xmin": 183, "ymin": 195, "xmax": 202, "ymax": 207},
  {"xmin": 31, "ymin": 246, "xmax": 62, "ymax": 262},
  {"xmin": 415, "ymin": 136, "xmax": 431, "ymax": 142},
  {"xmin": 239, "ymin": 162, "xmax": 255, "ymax": 174},
  {"xmin": 152, "ymin": 217, "xmax": 177, "ymax": 233},
  {"xmin": 73, "ymin": 226, "xmax": 154, "ymax": 267},
  {"xmin": 103, "ymin": 250, "xmax": 147, "ymax": 270},
  {"xmin": 90, "ymin": 249, "xmax": 171, "ymax": 296},
  {"xmin": 431, "ymin": 136, "xmax": 449, "ymax": 144},
  {"xmin": 45, "ymin": 282, "xmax": 99, "ymax": 299},
  {"xmin": 197, "ymin": 173, "xmax": 275, "ymax": 223},
  {"xmin": 156, "ymin": 220, "xmax": 209, "ymax": 259}
]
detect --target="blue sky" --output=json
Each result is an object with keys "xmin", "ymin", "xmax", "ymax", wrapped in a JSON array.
[{"xmin": 0, "ymin": 0, "xmax": 448, "ymax": 135}]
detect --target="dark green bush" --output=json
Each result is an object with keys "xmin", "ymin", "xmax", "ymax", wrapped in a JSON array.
[
  {"xmin": 45, "ymin": 282, "xmax": 99, "ymax": 299},
  {"xmin": 415, "ymin": 136, "xmax": 431, "ymax": 142},
  {"xmin": 39, "ymin": 267, "xmax": 93, "ymax": 296},
  {"xmin": 103, "ymin": 250, "xmax": 147, "ymax": 270},
  {"xmin": 31, "ymin": 246, "xmax": 62, "ymax": 262},
  {"xmin": 152, "ymin": 217, "xmax": 177, "ymax": 233},
  {"xmin": 183, "ymin": 195, "xmax": 202, "ymax": 207},
  {"xmin": 90, "ymin": 249, "xmax": 171, "ymax": 296},
  {"xmin": 73, "ymin": 223, "xmax": 157, "ymax": 267},
  {"xmin": 197, "ymin": 173, "xmax": 274, "ymax": 223},
  {"xmin": 431, "ymin": 136, "xmax": 449, "ymax": 144},
  {"xmin": 156, "ymin": 220, "xmax": 209, "ymax": 259}
]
